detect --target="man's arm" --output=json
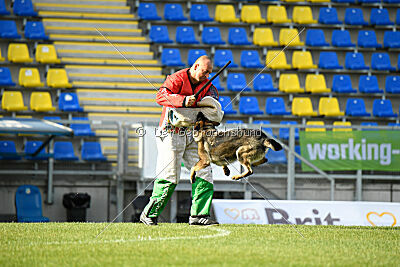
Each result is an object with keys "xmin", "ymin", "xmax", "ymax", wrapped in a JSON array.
[
  {"xmin": 156, "ymin": 75, "xmax": 186, "ymax": 108},
  {"xmin": 204, "ymin": 84, "xmax": 219, "ymax": 100}
]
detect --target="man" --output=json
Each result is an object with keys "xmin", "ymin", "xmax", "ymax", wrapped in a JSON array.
[{"xmin": 140, "ymin": 56, "xmax": 219, "ymax": 226}]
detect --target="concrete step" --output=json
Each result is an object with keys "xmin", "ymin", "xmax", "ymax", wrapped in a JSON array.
[
  {"xmin": 38, "ymin": 11, "xmax": 135, "ymax": 19},
  {"xmin": 66, "ymin": 65, "xmax": 162, "ymax": 75},
  {"xmin": 43, "ymin": 18, "xmax": 138, "ymax": 29},
  {"xmin": 95, "ymin": 129, "xmax": 139, "ymax": 138},
  {"xmin": 34, "ymin": 3, "xmax": 130, "ymax": 14},
  {"xmin": 49, "ymin": 34, "xmax": 147, "ymax": 43},
  {"xmin": 72, "ymin": 81, "xmax": 162, "ymax": 89},
  {"xmin": 68, "ymin": 73, "xmax": 164, "ymax": 83},
  {"xmin": 88, "ymin": 112, "xmax": 160, "ymax": 123},
  {"xmin": 33, "ymin": 0, "xmax": 127, "ymax": 7},
  {"xmin": 60, "ymin": 57, "xmax": 158, "ymax": 66},
  {"xmin": 45, "ymin": 26, "xmax": 142, "ymax": 36},
  {"xmin": 57, "ymin": 49, "xmax": 152, "ymax": 59},
  {"xmin": 54, "ymin": 42, "xmax": 149, "ymax": 52},
  {"xmin": 76, "ymin": 88, "xmax": 156, "ymax": 98},
  {"xmin": 83, "ymin": 105, "xmax": 161, "ymax": 113}
]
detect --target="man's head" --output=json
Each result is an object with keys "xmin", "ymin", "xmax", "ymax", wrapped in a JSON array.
[{"xmin": 189, "ymin": 56, "xmax": 213, "ymax": 84}]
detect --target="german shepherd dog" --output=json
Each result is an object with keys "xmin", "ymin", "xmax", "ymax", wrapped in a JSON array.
[{"xmin": 190, "ymin": 113, "xmax": 282, "ymax": 183}]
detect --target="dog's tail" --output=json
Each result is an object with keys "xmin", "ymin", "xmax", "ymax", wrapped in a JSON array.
[{"xmin": 263, "ymin": 138, "xmax": 282, "ymax": 152}]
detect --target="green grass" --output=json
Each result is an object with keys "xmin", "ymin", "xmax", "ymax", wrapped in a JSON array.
[{"xmin": 1, "ymin": 223, "xmax": 399, "ymax": 266}]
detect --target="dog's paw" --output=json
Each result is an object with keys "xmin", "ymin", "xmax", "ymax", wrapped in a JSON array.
[{"xmin": 231, "ymin": 175, "xmax": 243, "ymax": 181}]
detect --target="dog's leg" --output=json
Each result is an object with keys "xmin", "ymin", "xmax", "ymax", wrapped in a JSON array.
[
  {"xmin": 190, "ymin": 140, "xmax": 210, "ymax": 184},
  {"xmin": 232, "ymin": 147, "xmax": 253, "ymax": 180},
  {"xmin": 222, "ymin": 165, "xmax": 230, "ymax": 176},
  {"xmin": 252, "ymin": 158, "xmax": 268, "ymax": 167}
]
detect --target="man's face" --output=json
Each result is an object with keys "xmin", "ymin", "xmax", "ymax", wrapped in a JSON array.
[{"xmin": 193, "ymin": 61, "xmax": 213, "ymax": 83}]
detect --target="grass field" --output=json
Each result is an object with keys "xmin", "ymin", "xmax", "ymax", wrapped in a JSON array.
[{"xmin": 1, "ymin": 223, "xmax": 399, "ymax": 266}]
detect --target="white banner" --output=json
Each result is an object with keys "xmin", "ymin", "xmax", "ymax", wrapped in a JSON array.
[{"xmin": 212, "ymin": 200, "xmax": 400, "ymax": 227}]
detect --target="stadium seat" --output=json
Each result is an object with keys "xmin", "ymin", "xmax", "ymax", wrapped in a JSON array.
[
  {"xmin": 35, "ymin": 44, "xmax": 60, "ymax": 64},
  {"xmin": 398, "ymin": 54, "xmax": 400, "ymax": 70},
  {"xmin": 292, "ymin": 6, "xmax": 317, "ymax": 24},
  {"xmin": 58, "ymin": 92, "xmax": 83, "ymax": 112},
  {"xmin": 279, "ymin": 28, "xmax": 304, "ymax": 46},
  {"xmin": 373, "ymin": 99, "xmax": 397, "ymax": 117},
  {"xmin": 164, "ymin": 4, "xmax": 187, "ymax": 21},
  {"xmin": 318, "ymin": 52, "xmax": 343, "ymax": 70},
  {"xmin": 161, "ymin": 49, "xmax": 185, "ymax": 67},
  {"xmin": 43, "ymin": 116, "xmax": 61, "ymax": 121},
  {"xmin": 253, "ymin": 74, "xmax": 277, "ymax": 92},
  {"xmin": 344, "ymin": 8, "xmax": 368, "ymax": 26},
  {"xmin": 202, "ymin": 27, "xmax": 225, "ymax": 45},
  {"xmin": 383, "ymin": 31, "xmax": 400, "ymax": 48},
  {"xmin": 333, "ymin": 121, "xmax": 352, "ymax": 132},
  {"xmin": 241, "ymin": 5, "xmax": 266, "ymax": 23},
  {"xmin": 331, "ymin": 30, "xmax": 355, "ymax": 47},
  {"xmin": 24, "ymin": 21, "xmax": 48, "ymax": 40},
  {"xmin": 138, "ymin": 3, "xmax": 161, "ymax": 20},
  {"xmin": 176, "ymin": 26, "xmax": 199, "ymax": 44},
  {"xmin": 82, "ymin": 142, "xmax": 107, "ymax": 161},
  {"xmin": 70, "ymin": 117, "xmax": 95, "ymax": 136},
  {"xmin": 30, "ymin": 92, "xmax": 56, "ymax": 112},
  {"xmin": 279, "ymin": 121, "xmax": 299, "ymax": 140},
  {"xmin": 359, "ymin": 75, "xmax": 384, "ymax": 94},
  {"xmin": 0, "ymin": 67, "xmax": 16, "ymax": 86},
  {"xmin": 47, "ymin": 69, "xmax": 72, "ymax": 88},
  {"xmin": 226, "ymin": 120, "xmax": 243, "ymax": 124},
  {"xmin": 13, "ymin": 0, "xmax": 37, "ymax": 16},
  {"xmin": 187, "ymin": 49, "xmax": 207, "ymax": 66},
  {"xmin": 386, "ymin": 76, "xmax": 400, "ymax": 94},
  {"xmin": 25, "ymin": 141, "xmax": 48, "ymax": 160},
  {"xmin": 228, "ymin": 27, "xmax": 251, "ymax": 45},
  {"xmin": 332, "ymin": 75, "xmax": 357, "ymax": 93},
  {"xmin": 15, "ymin": 185, "xmax": 49, "ymax": 222},
  {"xmin": 19, "ymin": 68, "xmax": 44, "ymax": 87},
  {"xmin": 370, "ymin": 8, "xmax": 393, "ymax": 26},
  {"xmin": 266, "ymin": 50, "xmax": 291, "ymax": 69},
  {"xmin": 1, "ymin": 91, "xmax": 27, "ymax": 111},
  {"xmin": 279, "ymin": 74, "xmax": 304, "ymax": 93},
  {"xmin": 292, "ymin": 97, "xmax": 318, "ymax": 116},
  {"xmin": 0, "ymin": 0, "xmax": 10, "ymax": 15},
  {"xmin": 305, "ymin": 121, "xmax": 326, "ymax": 132},
  {"xmin": 0, "ymin": 49, "xmax": 4, "ymax": 61},
  {"xmin": 305, "ymin": 74, "xmax": 331, "ymax": 93},
  {"xmin": 345, "ymin": 98, "xmax": 371, "ymax": 117},
  {"xmin": 305, "ymin": 29, "xmax": 329, "ymax": 47},
  {"xmin": 190, "ymin": 4, "xmax": 213, "ymax": 22},
  {"xmin": 318, "ymin": 97, "xmax": 344, "ymax": 116},
  {"xmin": 253, "ymin": 28, "xmax": 278, "ymax": 46},
  {"xmin": 208, "ymin": 72, "xmax": 224, "ymax": 91},
  {"xmin": 267, "ymin": 6, "xmax": 291, "ymax": 24},
  {"xmin": 219, "ymin": 96, "xmax": 237, "ymax": 115},
  {"xmin": 358, "ymin": 30, "xmax": 382, "ymax": 48},
  {"xmin": 359, "ymin": 0, "xmax": 380, "ymax": 3},
  {"xmin": 54, "ymin": 141, "xmax": 79, "ymax": 161},
  {"xmin": 371, "ymin": 53, "xmax": 396, "ymax": 71},
  {"xmin": 8, "ymin": 43, "xmax": 33, "ymax": 63},
  {"xmin": 214, "ymin": 50, "xmax": 238, "ymax": 68},
  {"xmin": 253, "ymin": 120, "xmax": 274, "ymax": 137},
  {"xmin": 0, "ymin": 140, "xmax": 21, "ymax": 160},
  {"xmin": 345, "ymin": 52, "xmax": 369, "ymax": 70},
  {"xmin": 0, "ymin": 20, "xmax": 21, "ymax": 39},
  {"xmin": 384, "ymin": 0, "xmax": 400, "ymax": 3},
  {"xmin": 227, "ymin": 73, "xmax": 250, "ymax": 92},
  {"xmin": 308, "ymin": 0, "xmax": 330, "ymax": 3},
  {"xmin": 215, "ymin": 5, "xmax": 239, "ymax": 23},
  {"xmin": 241, "ymin": 50, "xmax": 264, "ymax": 68},
  {"xmin": 265, "ymin": 97, "xmax": 291, "ymax": 115},
  {"xmin": 360, "ymin": 122, "xmax": 378, "ymax": 131},
  {"xmin": 239, "ymin": 97, "xmax": 263, "ymax": 115},
  {"xmin": 397, "ymin": 9, "xmax": 400, "ymax": 25},
  {"xmin": 292, "ymin": 51, "xmax": 317, "ymax": 69},
  {"xmin": 149, "ymin": 26, "xmax": 173, "ymax": 43},
  {"xmin": 318, "ymin": 7, "xmax": 341, "ymax": 24},
  {"xmin": 266, "ymin": 149, "xmax": 287, "ymax": 164}
]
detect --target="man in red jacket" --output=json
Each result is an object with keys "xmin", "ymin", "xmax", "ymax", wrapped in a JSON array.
[{"xmin": 140, "ymin": 56, "xmax": 219, "ymax": 226}]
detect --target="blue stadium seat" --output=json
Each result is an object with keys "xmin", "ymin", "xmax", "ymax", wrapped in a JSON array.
[
  {"xmin": 138, "ymin": 3, "xmax": 161, "ymax": 20},
  {"xmin": 372, "ymin": 99, "xmax": 397, "ymax": 117},
  {"xmin": 240, "ymin": 50, "xmax": 264, "ymax": 68},
  {"xmin": 227, "ymin": 73, "xmax": 250, "ymax": 91},
  {"xmin": 253, "ymin": 120, "xmax": 274, "ymax": 137},
  {"xmin": 54, "ymin": 141, "xmax": 79, "ymax": 161},
  {"xmin": 318, "ymin": 8, "xmax": 341, "ymax": 24},
  {"xmin": 265, "ymin": 97, "xmax": 291, "ymax": 115},
  {"xmin": 318, "ymin": 52, "xmax": 343, "ymax": 69},
  {"xmin": 357, "ymin": 30, "xmax": 381, "ymax": 48},
  {"xmin": 219, "ymin": 96, "xmax": 237, "ymax": 115},
  {"xmin": 361, "ymin": 122, "xmax": 378, "ymax": 131},
  {"xmin": 384, "ymin": 0, "xmax": 400, "ymax": 3},
  {"xmin": 149, "ymin": 25, "xmax": 172, "ymax": 43},
  {"xmin": 209, "ymin": 72, "xmax": 224, "ymax": 91},
  {"xmin": 214, "ymin": 49, "xmax": 238, "ymax": 68},
  {"xmin": 81, "ymin": 142, "xmax": 107, "ymax": 161},
  {"xmin": 305, "ymin": 29, "xmax": 329, "ymax": 46},
  {"xmin": 24, "ymin": 21, "xmax": 48, "ymax": 40},
  {"xmin": 398, "ymin": 54, "xmax": 400, "ymax": 70},
  {"xmin": 0, "ymin": 67, "xmax": 16, "ymax": 86},
  {"xmin": 253, "ymin": 74, "xmax": 277, "ymax": 92},
  {"xmin": 370, "ymin": 8, "xmax": 393, "ymax": 26},
  {"xmin": 345, "ymin": 98, "xmax": 371, "ymax": 117},
  {"xmin": 279, "ymin": 121, "xmax": 299, "ymax": 140},
  {"xmin": 58, "ymin": 92, "xmax": 83, "ymax": 112},
  {"xmin": 161, "ymin": 48, "xmax": 185, "ymax": 67},
  {"xmin": 239, "ymin": 96, "xmax": 263, "ymax": 115},
  {"xmin": 266, "ymin": 149, "xmax": 287, "ymax": 164},
  {"xmin": 226, "ymin": 120, "xmax": 243, "ymax": 124},
  {"xmin": 0, "ymin": 0, "xmax": 10, "ymax": 15},
  {"xmin": 15, "ymin": 185, "xmax": 49, "ymax": 223},
  {"xmin": 344, "ymin": 8, "xmax": 368, "ymax": 26},
  {"xmin": 359, "ymin": 75, "xmax": 384, "ymax": 93},
  {"xmin": 332, "ymin": 75, "xmax": 357, "ymax": 93},
  {"xmin": 0, "ymin": 140, "xmax": 21, "ymax": 160},
  {"xmin": 228, "ymin": 27, "xmax": 251, "ymax": 45},
  {"xmin": 202, "ymin": 27, "xmax": 225, "ymax": 45},
  {"xmin": 345, "ymin": 52, "xmax": 369, "ymax": 70},
  {"xmin": 164, "ymin": 3, "xmax": 187, "ymax": 21},
  {"xmin": 388, "ymin": 122, "xmax": 400, "ymax": 127},
  {"xmin": 359, "ymin": 0, "xmax": 380, "ymax": 2},
  {"xmin": 176, "ymin": 26, "xmax": 199, "ymax": 44},
  {"xmin": 383, "ymin": 31, "xmax": 400, "ymax": 48},
  {"xmin": 397, "ymin": 9, "xmax": 400, "ymax": 25},
  {"xmin": 13, "ymin": 0, "xmax": 37, "ymax": 16},
  {"xmin": 295, "ymin": 146, "xmax": 301, "ymax": 164},
  {"xmin": 386, "ymin": 76, "xmax": 400, "ymax": 94},
  {"xmin": 331, "ymin": 0, "xmax": 355, "ymax": 3},
  {"xmin": 70, "ymin": 117, "xmax": 95, "ymax": 136},
  {"xmin": 187, "ymin": 49, "xmax": 207, "ymax": 66},
  {"xmin": 0, "ymin": 20, "xmax": 21, "ymax": 39},
  {"xmin": 25, "ymin": 141, "xmax": 48, "ymax": 160},
  {"xmin": 331, "ymin": 30, "xmax": 355, "ymax": 47},
  {"xmin": 190, "ymin": 4, "xmax": 213, "ymax": 22},
  {"xmin": 371, "ymin": 53, "xmax": 396, "ymax": 71}
]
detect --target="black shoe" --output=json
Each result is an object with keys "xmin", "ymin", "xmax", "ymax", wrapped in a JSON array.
[
  {"xmin": 140, "ymin": 212, "xmax": 158, "ymax": 226},
  {"xmin": 189, "ymin": 216, "xmax": 219, "ymax": 226}
]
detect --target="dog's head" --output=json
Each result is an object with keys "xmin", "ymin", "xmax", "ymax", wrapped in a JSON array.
[{"xmin": 194, "ymin": 112, "xmax": 220, "ymax": 131}]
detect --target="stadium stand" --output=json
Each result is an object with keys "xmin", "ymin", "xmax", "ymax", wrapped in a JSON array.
[
  {"xmin": 0, "ymin": 20, "xmax": 21, "ymax": 38},
  {"xmin": 54, "ymin": 141, "xmax": 79, "ymax": 161},
  {"xmin": 279, "ymin": 121, "xmax": 299, "ymax": 140},
  {"xmin": 253, "ymin": 74, "xmax": 277, "ymax": 92},
  {"xmin": 359, "ymin": 75, "xmax": 384, "ymax": 94},
  {"xmin": 292, "ymin": 6, "xmax": 317, "ymax": 24},
  {"xmin": 188, "ymin": 49, "xmax": 207, "ymax": 66},
  {"xmin": 228, "ymin": 28, "xmax": 251, "ymax": 46},
  {"xmin": 15, "ymin": 185, "xmax": 49, "ymax": 222},
  {"xmin": 318, "ymin": 97, "xmax": 345, "ymax": 117},
  {"xmin": 344, "ymin": 8, "xmax": 368, "ymax": 25},
  {"xmin": 239, "ymin": 97, "xmax": 263, "ymax": 115},
  {"xmin": 241, "ymin": 50, "xmax": 264, "ymax": 68},
  {"xmin": 70, "ymin": 117, "xmax": 95, "ymax": 136},
  {"xmin": 305, "ymin": 29, "xmax": 329, "ymax": 47},
  {"xmin": 265, "ymin": 97, "xmax": 291, "ymax": 115},
  {"xmin": 81, "ymin": 142, "xmax": 107, "ymax": 161},
  {"xmin": 138, "ymin": 3, "xmax": 161, "ymax": 20},
  {"xmin": 266, "ymin": 50, "xmax": 291, "ymax": 69},
  {"xmin": 332, "ymin": 121, "xmax": 352, "ymax": 132},
  {"xmin": 292, "ymin": 97, "xmax": 318, "ymax": 116},
  {"xmin": 209, "ymin": 72, "xmax": 224, "ymax": 91},
  {"xmin": 267, "ymin": 6, "xmax": 291, "ymax": 24},
  {"xmin": 279, "ymin": 28, "xmax": 304, "ymax": 46},
  {"xmin": 30, "ymin": 92, "xmax": 56, "ymax": 112},
  {"xmin": 214, "ymin": 50, "xmax": 238, "ymax": 68},
  {"xmin": 58, "ymin": 93, "xmax": 83, "ymax": 112},
  {"xmin": 345, "ymin": 52, "xmax": 369, "ymax": 70},
  {"xmin": 13, "ymin": 0, "xmax": 37, "ymax": 16},
  {"xmin": 19, "ymin": 68, "xmax": 44, "ymax": 87},
  {"xmin": 8, "ymin": 44, "xmax": 33, "ymax": 63},
  {"xmin": 305, "ymin": 74, "xmax": 331, "ymax": 93},
  {"xmin": 176, "ymin": 26, "xmax": 199, "ymax": 44},
  {"xmin": 372, "ymin": 99, "xmax": 397, "ymax": 117},
  {"xmin": 47, "ymin": 69, "xmax": 72, "ymax": 88},
  {"xmin": 202, "ymin": 27, "xmax": 225, "ymax": 45},
  {"xmin": 241, "ymin": 5, "xmax": 265, "ymax": 23},
  {"xmin": 371, "ymin": 53, "xmax": 396, "ymax": 71},
  {"xmin": 357, "ymin": 30, "xmax": 382, "ymax": 48},
  {"xmin": 306, "ymin": 121, "xmax": 326, "ymax": 132},
  {"xmin": 149, "ymin": 26, "xmax": 173, "ymax": 43},
  {"xmin": 0, "ymin": 67, "xmax": 16, "ymax": 86},
  {"xmin": 215, "ymin": 5, "xmax": 239, "ymax": 23},
  {"xmin": 0, "ymin": 0, "xmax": 10, "ymax": 15},
  {"xmin": 0, "ymin": 141, "xmax": 21, "ymax": 160},
  {"xmin": 24, "ymin": 21, "xmax": 48, "ymax": 40},
  {"xmin": 292, "ymin": 51, "xmax": 317, "ymax": 69},
  {"xmin": 318, "ymin": 7, "xmax": 341, "ymax": 24},
  {"xmin": 164, "ymin": 4, "xmax": 187, "ymax": 21},
  {"xmin": 332, "ymin": 75, "xmax": 357, "ymax": 93},
  {"xmin": 227, "ymin": 73, "xmax": 250, "ymax": 91},
  {"xmin": 279, "ymin": 74, "xmax": 304, "ymax": 93},
  {"xmin": 331, "ymin": 29, "xmax": 355, "ymax": 47},
  {"xmin": 383, "ymin": 32, "xmax": 400, "ymax": 48},
  {"xmin": 370, "ymin": 8, "xmax": 393, "ymax": 25},
  {"xmin": 318, "ymin": 52, "xmax": 343, "ymax": 70},
  {"xmin": 161, "ymin": 48, "xmax": 185, "ymax": 67},
  {"xmin": 219, "ymin": 96, "xmax": 237, "ymax": 115},
  {"xmin": 253, "ymin": 28, "xmax": 278, "ymax": 46},
  {"xmin": 190, "ymin": 4, "xmax": 213, "ymax": 22},
  {"xmin": 345, "ymin": 98, "xmax": 371, "ymax": 117},
  {"xmin": 25, "ymin": 141, "xmax": 48, "ymax": 160},
  {"xmin": 1, "ymin": 91, "xmax": 27, "ymax": 111},
  {"xmin": 35, "ymin": 44, "xmax": 60, "ymax": 64},
  {"xmin": 386, "ymin": 76, "xmax": 400, "ymax": 94}
]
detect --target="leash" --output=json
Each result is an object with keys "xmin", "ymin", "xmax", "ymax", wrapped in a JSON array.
[{"xmin": 194, "ymin": 60, "xmax": 231, "ymax": 99}]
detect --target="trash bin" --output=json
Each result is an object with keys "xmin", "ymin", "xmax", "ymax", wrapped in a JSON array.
[{"xmin": 63, "ymin": 193, "xmax": 91, "ymax": 222}]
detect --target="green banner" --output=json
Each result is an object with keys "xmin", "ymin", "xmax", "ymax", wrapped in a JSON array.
[{"xmin": 299, "ymin": 131, "xmax": 400, "ymax": 171}]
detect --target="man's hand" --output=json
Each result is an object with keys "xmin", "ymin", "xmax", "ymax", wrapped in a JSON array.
[{"xmin": 185, "ymin": 95, "xmax": 196, "ymax": 107}]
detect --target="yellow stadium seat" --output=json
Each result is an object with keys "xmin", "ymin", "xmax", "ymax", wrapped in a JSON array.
[
  {"xmin": 19, "ymin": 68, "xmax": 44, "ymax": 88},
  {"xmin": 36, "ymin": 44, "xmax": 61, "ymax": 64},
  {"xmin": 7, "ymin": 43, "xmax": 33, "ymax": 63},
  {"xmin": 305, "ymin": 74, "xmax": 331, "ymax": 93},
  {"xmin": 333, "ymin": 121, "xmax": 352, "ymax": 132},
  {"xmin": 0, "ymin": 49, "xmax": 5, "ymax": 61},
  {"xmin": 241, "ymin": 6, "xmax": 266, "ymax": 23},
  {"xmin": 283, "ymin": 0, "xmax": 305, "ymax": 2},
  {"xmin": 266, "ymin": 50, "xmax": 291, "ymax": 69},
  {"xmin": 292, "ymin": 97, "xmax": 318, "ymax": 116},
  {"xmin": 30, "ymin": 92, "xmax": 56, "ymax": 112},
  {"xmin": 279, "ymin": 28, "xmax": 304, "ymax": 46},
  {"xmin": 292, "ymin": 51, "xmax": 317, "ymax": 69},
  {"xmin": 1, "ymin": 91, "xmax": 28, "ymax": 111},
  {"xmin": 47, "ymin": 69, "xmax": 72, "ymax": 88},
  {"xmin": 292, "ymin": 6, "xmax": 317, "ymax": 24},
  {"xmin": 267, "ymin": 6, "xmax": 291, "ymax": 24},
  {"xmin": 319, "ymin": 97, "xmax": 345, "ymax": 116},
  {"xmin": 279, "ymin": 74, "xmax": 304, "ymax": 93},
  {"xmin": 253, "ymin": 28, "xmax": 278, "ymax": 46},
  {"xmin": 308, "ymin": 0, "xmax": 330, "ymax": 3},
  {"xmin": 306, "ymin": 121, "xmax": 326, "ymax": 132},
  {"xmin": 215, "ymin": 5, "xmax": 239, "ymax": 23}
]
